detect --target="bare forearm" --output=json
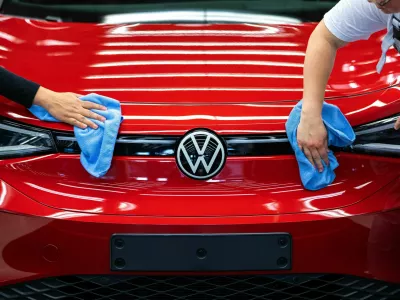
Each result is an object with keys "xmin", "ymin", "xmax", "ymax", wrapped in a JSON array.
[
  {"xmin": 302, "ymin": 21, "xmax": 343, "ymax": 118},
  {"xmin": 297, "ymin": 21, "xmax": 346, "ymax": 172}
]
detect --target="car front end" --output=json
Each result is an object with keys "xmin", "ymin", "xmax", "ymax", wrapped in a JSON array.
[{"xmin": 0, "ymin": 0, "xmax": 400, "ymax": 299}]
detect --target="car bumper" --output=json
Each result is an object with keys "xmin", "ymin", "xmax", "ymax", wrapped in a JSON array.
[{"xmin": 0, "ymin": 177, "xmax": 400, "ymax": 288}]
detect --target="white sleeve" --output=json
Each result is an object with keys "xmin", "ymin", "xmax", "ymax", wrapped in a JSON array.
[{"xmin": 323, "ymin": 0, "xmax": 388, "ymax": 42}]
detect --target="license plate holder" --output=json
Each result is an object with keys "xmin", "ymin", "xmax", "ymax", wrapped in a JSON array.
[{"xmin": 110, "ymin": 233, "xmax": 292, "ymax": 272}]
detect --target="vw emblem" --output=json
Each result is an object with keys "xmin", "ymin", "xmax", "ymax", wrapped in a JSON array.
[{"xmin": 176, "ymin": 129, "xmax": 227, "ymax": 180}]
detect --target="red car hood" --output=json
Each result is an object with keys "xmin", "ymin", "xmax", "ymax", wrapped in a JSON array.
[
  {"xmin": 1, "ymin": 17, "xmax": 399, "ymax": 102},
  {"xmin": 1, "ymin": 17, "xmax": 400, "ymax": 133}
]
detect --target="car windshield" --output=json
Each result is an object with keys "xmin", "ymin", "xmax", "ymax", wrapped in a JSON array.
[{"xmin": 1, "ymin": 0, "xmax": 339, "ymax": 23}]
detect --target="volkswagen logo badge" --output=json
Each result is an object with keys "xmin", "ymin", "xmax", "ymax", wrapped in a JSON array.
[{"xmin": 176, "ymin": 129, "xmax": 227, "ymax": 180}]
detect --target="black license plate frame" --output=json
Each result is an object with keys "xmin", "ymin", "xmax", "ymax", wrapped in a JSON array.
[{"xmin": 110, "ymin": 233, "xmax": 292, "ymax": 272}]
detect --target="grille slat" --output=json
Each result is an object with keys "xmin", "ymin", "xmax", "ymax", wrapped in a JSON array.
[{"xmin": 1, "ymin": 275, "xmax": 399, "ymax": 300}]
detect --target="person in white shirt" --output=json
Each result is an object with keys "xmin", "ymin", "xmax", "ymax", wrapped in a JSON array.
[{"xmin": 297, "ymin": 0, "xmax": 400, "ymax": 172}]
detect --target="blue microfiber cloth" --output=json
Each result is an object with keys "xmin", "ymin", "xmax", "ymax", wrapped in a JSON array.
[
  {"xmin": 285, "ymin": 100, "xmax": 355, "ymax": 191},
  {"xmin": 29, "ymin": 93, "xmax": 123, "ymax": 178}
]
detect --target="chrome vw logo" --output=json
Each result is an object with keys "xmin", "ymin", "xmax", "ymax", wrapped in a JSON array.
[{"xmin": 176, "ymin": 129, "xmax": 226, "ymax": 180}]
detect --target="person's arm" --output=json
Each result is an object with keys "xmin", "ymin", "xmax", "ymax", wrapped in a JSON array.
[
  {"xmin": 0, "ymin": 67, "xmax": 40, "ymax": 108},
  {"xmin": 297, "ymin": 0, "xmax": 388, "ymax": 172},
  {"xmin": 297, "ymin": 20, "xmax": 347, "ymax": 172},
  {"xmin": 0, "ymin": 67, "xmax": 107, "ymax": 129}
]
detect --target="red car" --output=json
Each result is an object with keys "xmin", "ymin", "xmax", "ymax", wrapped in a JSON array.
[{"xmin": 0, "ymin": 0, "xmax": 399, "ymax": 299}]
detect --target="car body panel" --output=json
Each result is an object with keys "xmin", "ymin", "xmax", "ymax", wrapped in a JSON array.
[
  {"xmin": 1, "ymin": 16, "xmax": 400, "ymax": 134},
  {"xmin": 0, "ymin": 18, "xmax": 399, "ymax": 104},
  {"xmin": 0, "ymin": 178, "xmax": 399, "ymax": 285},
  {"xmin": 1, "ymin": 86, "xmax": 400, "ymax": 135},
  {"xmin": 0, "ymin": 154, "xmax": 399, "ymax": 217}
]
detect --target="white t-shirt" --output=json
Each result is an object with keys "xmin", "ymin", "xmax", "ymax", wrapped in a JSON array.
[{"xmin": 324, "ymin": 0, "xmax": 390, "ymax": 42}]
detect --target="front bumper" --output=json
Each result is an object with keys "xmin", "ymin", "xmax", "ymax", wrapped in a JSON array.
[{"xmin": 0, "ymin": 176, "xmax": 400, "ymax": 288}]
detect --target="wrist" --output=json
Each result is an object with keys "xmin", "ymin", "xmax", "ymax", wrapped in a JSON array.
[
  {"xmin": 33, "ymin": 87, "xmax": 53, "ymax": 108},
  {"xmin": 300, "ymin": 109, "xmax": 323, "ymax": 125},
  {"xmin": 301, "ymin": 109, "xmax": 322, "ymax": 119},
  {"xmin": 301, "ymin": 102, "xmax": 322, "ymax": 119}
]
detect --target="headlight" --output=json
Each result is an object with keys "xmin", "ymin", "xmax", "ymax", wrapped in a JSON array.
[
  {"xmin": 0, "ymin": 119, "xmax": 56, "ymax": 159},
  {"xmin": 346, "ymin": 114, "xmax": 400, "ymax": 157}
]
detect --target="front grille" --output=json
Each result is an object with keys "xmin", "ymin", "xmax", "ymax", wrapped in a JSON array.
[
  {"xmin": 53, "ymin": 131, "xmax": 295, "ymax": 157},
  {"xmin": 1, "ymin": 274, "xmax": 399, "ymax": 300}
]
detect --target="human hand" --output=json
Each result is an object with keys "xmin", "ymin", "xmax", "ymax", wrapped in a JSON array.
[
  {"xmin": 395, "ymin": 117, "xmax": 400, "ymax": 130},
  {"xmin": 33, "ymin": 87, "xmax": 106, "ymax": 129},
  {"xmin": 297, "ymin": 112, "xmax": 330, "ymax": 172}
]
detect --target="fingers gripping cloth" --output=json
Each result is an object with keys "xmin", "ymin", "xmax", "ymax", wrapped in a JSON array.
[
  {"xmin": 29, "ymin": 93, "xmax": 123, "ymax": 178},
  {"xmin": 285, "ymin": 100, "xmax": 356, "ymax": 191}
]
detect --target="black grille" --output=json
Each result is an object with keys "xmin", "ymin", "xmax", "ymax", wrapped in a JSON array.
[
  {"xmin": 53, "ymin": 131, "xmax": 295, "ymax": 157},
  {"xmin": 1, "ymin": 274, "xmax": 400, "ymax": 300}
]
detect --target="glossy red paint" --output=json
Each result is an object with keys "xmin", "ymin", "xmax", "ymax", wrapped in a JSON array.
[
  {"xmin": 0, "ymin": 154, "xmax": 399, "ymax": 217},
  {"xmin": 0, "ymin": 18, "xmax": 399, "ymax": 102},
  {"xmin": 1, "ymin": 86, "xmax": 400, "ymax": 135},
  {"xmin": 0, "ymin": 177, "xmax": 400, "ymax": 285},
  {"xmin": 1, "ymin": 16, "xmax": 400, "ymax": 133},
  {"xmin": 0, "ymin": 14, "xmax": 400, "ymax": 287}
]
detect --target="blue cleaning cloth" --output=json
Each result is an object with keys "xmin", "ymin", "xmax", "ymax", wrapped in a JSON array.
[
  {"xmin": 285, "ymin": 100, "xmax": 355, "ymax": 191},
  {"xmin": 29, "ymin": 93, "xmax": 123, "ymax": 178}
]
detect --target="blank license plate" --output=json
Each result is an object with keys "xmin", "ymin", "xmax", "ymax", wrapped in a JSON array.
[{"xmin": 110, "ymin": 233, "xmax": 292, "ymax": 272}]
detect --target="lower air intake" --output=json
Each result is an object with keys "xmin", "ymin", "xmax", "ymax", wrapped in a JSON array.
[{"xmin": 0, "ymin": 274, "xmax": 399, "ymax": 300}]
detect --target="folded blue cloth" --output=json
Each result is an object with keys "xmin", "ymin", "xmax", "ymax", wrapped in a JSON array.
[
  {"xmin": 285, "ymin": 101, "xmax": 355, "ymax": 191},
  {"xmin": 29, "ymin": 93, "xmax": 123, "ymax": 178}
]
